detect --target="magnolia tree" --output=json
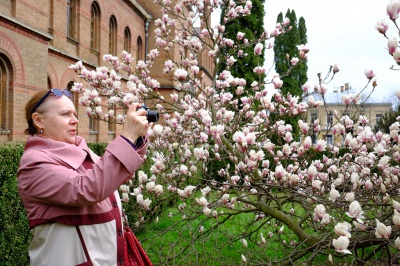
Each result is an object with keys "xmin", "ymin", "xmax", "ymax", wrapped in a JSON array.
[{"xmin": 70, "ymin": 0, "xmax": 400, "ymax": 265}]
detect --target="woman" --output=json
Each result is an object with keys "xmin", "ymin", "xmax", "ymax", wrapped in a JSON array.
[{"xmin": 17, "ymin": 88, "xmax": 149, "ymax": 266}]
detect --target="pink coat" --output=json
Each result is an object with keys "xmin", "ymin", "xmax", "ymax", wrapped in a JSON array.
[{"xmin": 17, "ymin": 135, "xmax": 147, "ymax": 265}]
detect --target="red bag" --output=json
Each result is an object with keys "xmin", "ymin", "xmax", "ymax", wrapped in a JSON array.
[{"xmin": 123, "ymin": 225, "xmax": 153, "ymax": 266}]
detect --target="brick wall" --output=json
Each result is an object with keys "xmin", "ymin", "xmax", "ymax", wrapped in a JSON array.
[{"xmin": 0, "ymin": 0, "xmax": 150, "ymax": 142}]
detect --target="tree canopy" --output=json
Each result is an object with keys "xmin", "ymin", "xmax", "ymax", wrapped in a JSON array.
[{"xmin": 274, "ymin": 9, "xmax": 308, "ymax": 97}]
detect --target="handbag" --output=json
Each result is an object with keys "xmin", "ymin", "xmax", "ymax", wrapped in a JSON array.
[{"xmin": 123, "ymin": 213, "xmax": 153, "ymax": 266}]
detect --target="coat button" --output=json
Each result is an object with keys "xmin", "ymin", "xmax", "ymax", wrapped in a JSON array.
[
  {"xmin": 118, "ymin": 229, "xmax": 123, "ymax": 236},
  {"xmin": 119, "ymin": 258, "xmax": 124, "ymax": 265},
  {"xmin": 113, "ymin": 201, "xmax": 117, "ymax": 207}
]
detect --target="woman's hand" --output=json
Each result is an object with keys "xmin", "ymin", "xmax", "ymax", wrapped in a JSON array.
[{"xmin": 121, "ymin": 103, "xmax": 148, "ymax": 143}]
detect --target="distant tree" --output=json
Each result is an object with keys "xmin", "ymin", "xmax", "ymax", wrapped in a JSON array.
[
  {"xmin": 297, "ymin": 16, "xmax": 308, "ymax": 88},
  {"xmin": 274, "ymin": 9, "xmax": 308, "ymax": 97},
  {"xmin": 218, "ymin": 0, "xmax": 266, "ymax": 98},
  {"xmin": 273, "ymin": 9, "xmax": 308, "ymax": 140},
  {"xmin": 374, "ymin": 107, "xmax": 399, "ymax": 133}
]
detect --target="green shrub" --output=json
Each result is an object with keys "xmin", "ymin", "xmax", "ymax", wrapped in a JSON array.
[{"xmin": 0, "ymin": 142, "xmax": 30, "ymax": 266}]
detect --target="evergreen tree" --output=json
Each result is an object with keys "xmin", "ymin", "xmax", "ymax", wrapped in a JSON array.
[
  {"xmin": 274, "ymin": 9, "xmax": 308, "ymax": 97},
  {"xmin": 273, "ymin": 9, "xmax": 308, "ymax": 141},
  {"xmin": 218, "ymin": 0, "xmax": 266, "ymax": 97},
  {"xmin": 297, "ymin": 17, "xmax": 308, "ymax": 88},
  {"xmin": 374, "ymin": 107, "xmax": 400, "ymax": 133}
]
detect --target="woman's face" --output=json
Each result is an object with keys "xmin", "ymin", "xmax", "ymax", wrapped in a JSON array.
[{"xmin": 37, "ymin": 95, "xmax": 79, "ymax": 144}]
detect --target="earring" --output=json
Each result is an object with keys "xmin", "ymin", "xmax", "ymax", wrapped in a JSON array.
[{"xmin": 40, "ymin": 129, "xmax": 43, "ymax": 133}]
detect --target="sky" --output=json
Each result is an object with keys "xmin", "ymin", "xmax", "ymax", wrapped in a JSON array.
[{"xmin": 262, "ymin": 0, "xmax": 400, "ymax": 101}]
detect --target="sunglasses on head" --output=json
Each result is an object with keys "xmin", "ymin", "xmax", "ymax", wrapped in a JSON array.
[{"xmin": 32, "ymin": 89, "xmax": 73, "ymax": 113}]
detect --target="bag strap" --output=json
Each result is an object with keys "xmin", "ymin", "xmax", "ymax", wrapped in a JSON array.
[{"xmin": 75, "ymin": 225, "xmax": 92, "ymax": 263}]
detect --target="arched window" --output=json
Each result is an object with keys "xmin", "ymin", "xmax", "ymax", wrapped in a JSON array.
[
  {"xmin": 67, "ymin": 81, "xmax": 79, "ymax": 135},
  {"xmin": 11, "ymin": 0, "xmax": 16, "ymax": 16},
  {"xmin": 90, "ymin": 2, "xmax": 100, "ymax": 51},
  {"xmin": 109, "ymin": 16, "xmax": 117, "ymax": 55},
  {"xmin": 124, "ymin": 27, "xmax": 131, "ymax": 53},
  {"xmin": 136, "ymin": 36, "xmax": 143, "ymax": 62},
  {"xmin": 0, "ymin": 55, "xmax": 11, "ymax": 133},
  {"xmin": 67, "ymin": 81, "xmax": 78, "ymax": 109},
  {"xmin": 67, "ymin": 0, "xmax": 77, "ymax": 39}
]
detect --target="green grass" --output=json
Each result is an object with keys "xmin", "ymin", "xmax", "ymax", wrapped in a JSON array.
[
  {"xmin": 135, "ymin": 201, "xmax": 330, "ymax": 266},
  {"xmin": 133, "ymin": 192, "xmax": 398, "ymax": 265}
]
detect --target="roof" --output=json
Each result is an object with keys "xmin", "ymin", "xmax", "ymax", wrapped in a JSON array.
[{"xmin": 306, "ymin": 90, "xmax": 392, "ymax": 106}]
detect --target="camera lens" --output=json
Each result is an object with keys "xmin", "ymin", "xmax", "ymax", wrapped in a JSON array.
[
  {"xmin": 146, "ymin": 110, "xmax": 159, "ymax": 122},
  {"xmin": 137, "ymin": 105, "xmax": 159, "ymax": 122}
]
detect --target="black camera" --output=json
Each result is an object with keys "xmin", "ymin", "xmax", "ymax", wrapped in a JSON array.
[{"xmin": 137, "ymin": 105, "xmax": 159, "ymax": 122}]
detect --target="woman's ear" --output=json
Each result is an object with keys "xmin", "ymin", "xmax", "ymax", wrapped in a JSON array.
[{"xmin": 32, "ymin": 113, "xmax": 44, "ymax": 130}]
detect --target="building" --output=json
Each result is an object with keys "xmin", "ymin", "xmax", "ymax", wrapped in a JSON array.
[
  {"xmin": 0, "ymin": 0, "xmax": 214, "ymax": 143},
  {"xmin": 306, "ymin": 83, "xmax": 392, "ymax": 146}
]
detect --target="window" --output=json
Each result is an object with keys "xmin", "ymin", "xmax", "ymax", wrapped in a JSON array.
[
  {"xmin": 326, "ymin": 134, "xmax": 333, "ymax": 145},
  {"xmin": 0, "ymin": 56, "xmax": 11, "ymax": 132},
  {"xmin": 326, "ymin": 112, "xmax": 333, "ymax": 129},
  {"xmin": 310, "ymin": 112, "xmax": 317, "ymax": 123},
  {"xmin": 67, "ymin": 0, "xmax": 77, "ymax": 39},
  {"xmin": 0, "ymin": 63, "xmax": 3, "ymax": 129},
  {"xmin": 136, "ymin": 37, "xmax": 143, "ymax": 62},
  {"xmin": 109, "ymin": 16, "xmax": 117, "ymax": 55},
  {"xmin": 124, "ymin": 27, "xmax": 131, "ymax": 53},
  {"xmin": 90, "ymin": 2, "xmax": 100, "ymax": 51},
  {"xmin": 67, "ymin": 81, "xmax": 79, "ymax": 134},
  {"xmin": 376, "ymin": 114, "xmax": 382, "ymax": 123},
  {"xmin": 89, "ymin": 117, "xmax": 99, "ymax": 132},
  {"xmin": 327, "ymin": 113, "xmax": 333, "ymax": 125},
  {"xmin": 11, "ymin": 0, "xmax": 16, "ymax": 16}
]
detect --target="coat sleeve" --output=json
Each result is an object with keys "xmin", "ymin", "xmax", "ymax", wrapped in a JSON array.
[{"xmin": 17, "ymin": 137, "xmax": 146, "ymax": 206}]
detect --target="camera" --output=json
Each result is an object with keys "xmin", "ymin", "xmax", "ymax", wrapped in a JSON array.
[{"xmin": 137, "ymin": 105, "xmax": 159, "ymax": 122}]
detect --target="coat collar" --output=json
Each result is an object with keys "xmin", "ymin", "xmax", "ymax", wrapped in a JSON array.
[{"xmin": 25, "ymin": 135, "xmax": 94, "ymax": 169}]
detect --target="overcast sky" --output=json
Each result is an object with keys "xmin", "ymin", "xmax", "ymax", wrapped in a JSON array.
[{"xmin": 262, "ymin": 0, "xmax": 400, "ymax": 101}]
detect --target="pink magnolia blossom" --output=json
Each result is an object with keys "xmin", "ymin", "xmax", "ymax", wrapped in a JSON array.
[
  {"xmin": 298, "ymin": 120, "xmax": 309, "ymax": 134},
  {"xmin": 301, "ymin": 82, "xmax": 310, "ymax": 93},
  {"xmin": 346, "ymin": 201, "xmax": 365, "ymax": 223},
  {"xmin": 316, "ymin": 139, "xmax": 327, "ymax": 152},
  {"xmin": 375, "ymin": 219, "xmax": 391, "ymax": 239},
  {"xmin": 364, "ymin": 69, "xmax": 376, "ymax": 80},
  {"xmin": 313, "ymin": 204, "xmax": 326, "ymax": 220},
  {"xmin": 241, "ymin": 238, "xmax": 248, "ymax": 248},
  {"xmin": 312, "ymin": 180, "xmax": 323, "ymax": 191},
  {"xmin": 254, "ymin": 43, "xmax": 263, "ymax": 56},
  {"xmin": 393, "ymin": 49, "xmax": 400, "ymax": 65},
  {"xmin": 378, "ymin": 155, "xmax": 390, "ymax": 171},
  {"xmin": 281, "ymin": 17, "xmax": 290, "ymax": 26},
  {"xmin": 332, "ymin": 236, "xmax": 351, "ymax": 254},
  {"xmin": 345, "ymin": 192, "xmax": 355, "ymax": 202},
  {"xmin": 393, "ymin": 209, "xmax": 400, "ymax": 227},
  {"xmin": 387, "ymin": 0, "xmax": 400, "ymax": 20},
  {"xmin": 393, "ymin": 200, "xmax": 400, "ymax": 211},
  {"xmin": 335, "ymin": 222, "xmax": 352, "ymax": 238},
  {"xmin": 303, "ymin": 136, "xmax": 312, "ymax": 150},
  {"xmin": 236, "ymin": 31, "xmax": 245, "ymax": 40},
  {"xmin": 332, "ymin": 63, "xmax": 340, "ymax": 74},
  {"xmin": 353, "ymin": 221, "xmax": 366, "ymax": 231},
  {"xmin": 291, "ymin": 57, "xmax": 299, "ymax": 66},
  {"xmin": 174, "ymin": 68, "xmax": 188, "ymax": 81},
  {"xmin": 274, "ymin": 164, "xmax": 286, "ymax": 180},
  {"xmin": 196, "ymin": 197, "xmax": 208, "ymax": 207},
  {"xmin": 387, "ymin": 36, "xmax": 398, "ymax": 55},
  {"xmin": 395, "ymin": 238, "xmax": 400, "ymax": 251},
  {"xmin": 272, "ymin": 77, "xmax": 283, "ymax": 89},
  {"xmin": 376, "ymin": 19, "xmax": 389, "ymax": 35},
  {"xmin": 330, "ymin": 188, "xmax": 340, "ymax": 202}
]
